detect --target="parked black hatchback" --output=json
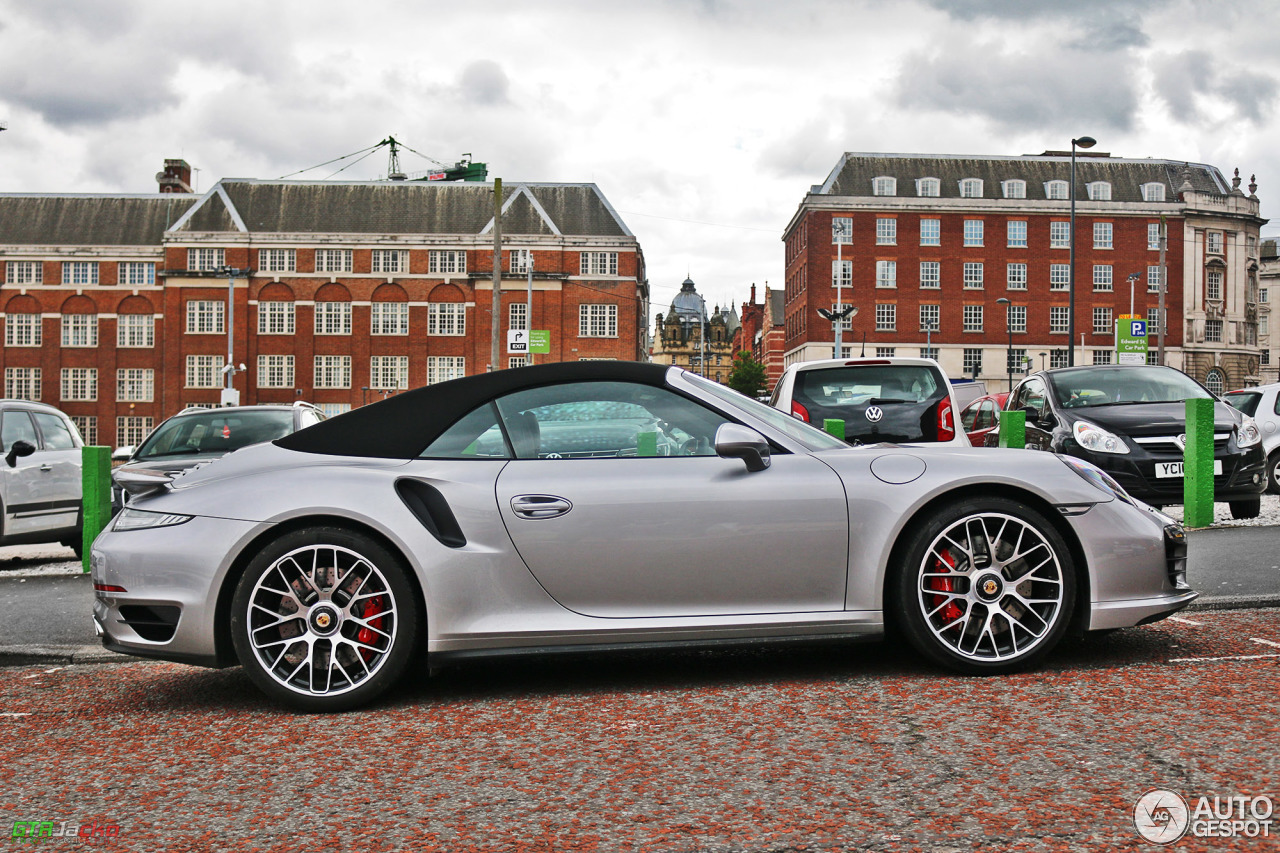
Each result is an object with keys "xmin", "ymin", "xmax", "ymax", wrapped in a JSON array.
[{"xmin": 997, "ymin": 365, "xmax": 1266, "ymax": 518}]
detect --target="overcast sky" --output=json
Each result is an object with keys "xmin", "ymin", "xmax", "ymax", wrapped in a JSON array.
[{"xmin": 2, "ymin": 0, "xmax": 1279, "ymax": 322}]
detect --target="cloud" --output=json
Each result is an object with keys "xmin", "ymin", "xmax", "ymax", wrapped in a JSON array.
[
  {"xmin": 894, "ymin": 42, "xmax": 1141, "ymax": 133},
  {"xmin": 456, "ymin": 61, "xmax": 512, "ymax": 106},
  {"xmin": 1152, "ymin": 50, "xmax": 1278, "ymax": 124}
]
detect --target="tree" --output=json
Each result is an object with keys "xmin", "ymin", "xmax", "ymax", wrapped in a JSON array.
[{"xmin": 727, "ymin": 351, "xmax": 768, "ymax": 398}]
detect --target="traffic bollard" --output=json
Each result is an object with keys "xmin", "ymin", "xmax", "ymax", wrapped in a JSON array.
[
  {"xmin": 998, "ymin": 410, "xmax": 1026, "ymax": 449},
  {"xmin": 1184, "ymin": 398, "xmax": 1214, "ymax": 527},
  {"xmin": 81, "ymin": 446, "xmax": 111, "ymax": 572}
]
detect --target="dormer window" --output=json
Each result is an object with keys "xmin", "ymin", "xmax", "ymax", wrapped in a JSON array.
[
  {"xmin": 959, "ymin": 178, "xmax": 983, "ymax": 198},
  {"xmin": 1045, "ymin": 180, "xmax": 1069, "ymax": 200},
  {"xmin": 1087, "ymin": 181, "xmax": 1112, "ymax": 201},
  {"xmin": 916, "ymin": 177, "xmax": 940, "ymax": 198},
  {"xmin": 1002, "ymin": 180, "xmax": 1026, "ymax": 199},
  {"xmin": 1141, "ymin": 182, "xmax": 1166, "ymax": 202},
  {"xmin": 873, "ymin": 176, "xmax": 897, "ymax": 196}
]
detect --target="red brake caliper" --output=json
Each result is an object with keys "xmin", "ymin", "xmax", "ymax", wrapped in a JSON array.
[
  {"xmin": 357, "ymin": 596, "xmax": 385, "ymax": 662},
  {"xmin": 928, "ymin": 549, "xmax": 963, "ymax": 625}
]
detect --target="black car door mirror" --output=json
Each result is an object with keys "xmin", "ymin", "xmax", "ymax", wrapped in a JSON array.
[
  {"xmin": 5, "ymin": 439, "xmax": 36, "ymax": 467},
  {"xmin": 714, "ymin": 423, "xmax": 771, "ymax": 472}
]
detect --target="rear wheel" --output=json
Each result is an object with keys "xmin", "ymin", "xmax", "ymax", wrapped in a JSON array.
[
  {"xmin": 230, "ymin": 527, "xmax": 421, "ymax": 712},
  {"xmin": 893, "ymin": 497, "xmax": 1076, "ymax": 675},
  {"xmin": 1267, "ymin": 451, "xmax": 1280, "ymax": 495},
  {"xmin": 1229, "ymin": 498, "xmax": 1261, "ymax": 520}
]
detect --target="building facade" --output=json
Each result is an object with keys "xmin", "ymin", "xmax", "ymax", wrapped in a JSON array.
[
  {"xmin": 781, "ymin": 152, "xmax": 1266, "ymax": 393},
  {"xmin": 0, "ymin": 162, "xmax": 648, "ymax": 448},
  {"xmin": 733, "ymin": 283, "xmax": 786, "ymax": 391},
  {"xmin": 650, "ymin": 277, "xmax": 739, "ymax": 383}
]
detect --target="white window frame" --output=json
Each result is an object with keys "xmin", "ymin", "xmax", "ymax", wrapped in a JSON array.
[
  {"xmin": 1141, "ymin": 183, "xmax": 1166, "ymax": 202},
  {"xmin": 187, "ymin": 248, "xmax": 225, "ymax": 272},
  {"xmin": 428, "ymin": 250, "xmax": 467, "ymax": 274},
  {"xmin": 963, "ymin": 305, "xmax": 984, "ymax": 333},
  {"xmin": 963, "ymin": 262, "xmax": 984, "ymax": 289},
  {"xmin": 1050, "ymin": 307, "xmax": 1070, "ymax": 334},
  {"xmin": 1206, "ymin": 270, "xmax": 1223, "ymax": 302},
  {"xmin": 371, "ymin": 249, "xmax": 409, "ymax": 274},
  {"xmin": 62, "ymin": 262, "xmax": 99, "ymax": 286},
  {"xmin": 580, "ymin": 252, "xmax": 619, "ymax": 276},
  {"xmin": 1050, "ymin": 221, "xmax": 1070, "ymax": 249},
  {"xmin": 370, "ymin": 356, "xmax": 409, "ymax": 391},
  {"xmin": 116, "ymin": 416, "xmax": 154, "ymax": 447},
  {"xmin": 60, "ymin": 367, "xmax": 97, "ymax": 401},
  {"xmin": 959, "ymin": 178, "xmax": 983, "ymax": 198},
  {"xmin": 257, "ymin": 355, "xmax": 295, "ymax": 389},
  {"xmin": 258, "ymin": 248, "xmax": 297, "ymax": 273},
  {"xmin": 872, "ymin": 176, "xmax": 897, "ymax": 196},
  {"xmin": 427, "ymin": 303, "xmax": 466, "ymax": 336},
  {"xmin": 5, "ymin": 367, "xmax": 41, "ymax": 401},
  {"xmin": 1207, "ymin": 232, "xmax": 1223, "ymax": 254},
  {"xmin": 579, "ymin": 303, "xmax": 619, "ymax": 337},
  {"xmin": 371, "ymin": 302, "xmax": 409, "ymax": 336},
  {"xmin": 5, "ymin": 314, "xmax": 41, "ymax": 347},
  {"xmin": 1007, "ymin": 263, "xmax": 1028, "ymax": 290},
  {"xmin": 1045, "ymin": 181, "xmax": 1069, "ymax": 200},
  {"xmin": 258, "ymin": 301, "xmax": 296, "ymax": 335},
  {"xmin": 185, "ymin": 355, "xmax": 224, "ymax": 389},
  {"xmin": 117, "ymin": 314, "xmax": 155, "ymax": 348},
  {"xmin": 427, "ymin": 356, "xmax": 467, "ymax": 385},
  {"xmin": 920, "ymin": 219, "xmax": 940, "ymax": 247},
  {"xmin": 875, "ymin": 218, "xmax": 897, "ymax": 246},
  {"xmin": 963, "ymin": 219, "xmax": 983, "ymax": 247},
  {"xmin": 1008, "ymin": 305, "xmax": 1027, "ymax": 334},
  {"xmin": 1093, "ymin": 265, "xmax": 1113, "ymax": 292},
  {"xmin": 963, "ymin": 349, "xmax": 983, "ymax": 375},
  {"xmin": 508, "ymin": 302, "xmax": 528, "ymax": 331},
  {"xmin": 832, "ymin": 260, "xmax": 852, "ymax": 289},
  {"xmin": 1093, "ymin": 307, "xmax": 1113, "ymax": 334},
  {"xmin": 1086, "ymin": 182, "xmax": 1112, "ymax": 201},
  {"xmin": 1050, "ymin": 264, "xmax": 1070, "ymax": 291},
  {"xmin": 315, "ymin": 302, "xmax": 353, "ymax": 336},
  {"xmin": 5, "ymin": 261, "xmax": 42, "ymax": 285},
  {"xmin": 1147, "ymin": 266, "xmax": 1164, "ymax": 292},
  {"xmin": 1007, "ymin": 220, "xmax": 1027, "ymax": 248},
  {"xmin": 510, "ymin": 248, "xmax": 533, "ymax": 274},
  {"xmin": 831, "ymin": 217, "xmax": 852, "ymax": 245},
  {"xmin": 1148, "ymin": 223, "xmax": 1161, "ymax": 250},
  {"xmin": 919, "ymin": 304, "xmax": 940, "ymax": 333},
  {"xmin": 118, "ymin": 262, "xmax": 155, "ymax": 286},
  {"xmin": 1093, "ymin": 222, "xmax": 1113, "ymax": 249},
  {"xmin": 875, "ymin": 260, "xmax": 897, "ymax": 289},
  {"xmin": 315, "ymin": 249, "xmax": 353, "ymax": 273},
  {"xmin": 1205, "ymin": 319, "xmax": 1223, "ymax": 343},
  {"xmin": 71, "ymin": 415, "xmax": 97, "ymax": 446},
  {"xmin": 116, "ymin": 368, "xmax": 154, "ymax": 402},
  {"xmin": 1093, "ymin": 350, "xmax": 1113, "ymax": 366},
  {"xmin": 186, "ymin": 300, "xmax": 225, "ymax": 334},
  {"xmin": 313, "ymin": 355, "xmax": 352, "ymax": 389},
  {"xmin": 875, "ymin": 303, "xmax": 896, "ymax": 332},
  {"xmin": 916, "ymin": 178, "xmax": 940, "ymax": 198},
  {"xmin": 919, "ymin": 261, "xmax": 941, "ymax": 289},
  {"xmin": 61, "ymin": 314, "xmax": 98, "ymax": 347},
  {"xmin": 1002, "ymin": 180, "xmax": 1027, "ymax": 199}
]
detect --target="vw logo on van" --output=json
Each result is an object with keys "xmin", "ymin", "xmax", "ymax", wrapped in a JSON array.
[{"xmin": 865, "ymin": 406, "xmax": 884, "ymax": 423}]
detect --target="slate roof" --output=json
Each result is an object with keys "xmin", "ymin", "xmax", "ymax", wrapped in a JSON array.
[
  {"xmin": 0, "ymin": 194, "xmax": 199, "ymax": 246},
  {"xmin": 170, "ymin": 180, "xmax": 632, "ymax": 238},
  {"xmin": 817, "ymin": 153, "xmax": 1232, "ymax": 202}
]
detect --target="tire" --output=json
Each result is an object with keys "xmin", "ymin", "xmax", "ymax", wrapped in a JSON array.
[
  {"xmin": 1267, "ymin": 451, "xmax": 1280, "ymax": 495},
  {"xmin": 1229, "ymin": 498, "xmax": 1261, "ymax": 520},
  {"xmin": 892, "ymin": 496, "xmax": 1077, "ymax": 675},
  {"xmin": 230, "ymin": 526, "xmax": 422, "ymax": 712}
]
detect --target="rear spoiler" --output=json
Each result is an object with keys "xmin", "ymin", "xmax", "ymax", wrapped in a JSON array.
[{"xmin": 114, "ymin": 468, "xmax": 174, "ymax": 501}]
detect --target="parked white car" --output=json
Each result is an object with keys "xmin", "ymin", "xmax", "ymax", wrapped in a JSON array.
[
  {"xmin": 768, "ymin": 357, "xmax": 969, "ymax": 446},
  {"xmin": 0, "ymin": 400, "xmax": 84, "ymax": 555},
  {"xmin": 1224, "ymin": 382, "xmax": 1280, "ymax": 492}
]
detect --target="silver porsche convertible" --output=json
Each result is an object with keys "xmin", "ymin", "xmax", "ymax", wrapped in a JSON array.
[{"xmin": 92, "ymin": 362, "xmax": 1195, "ymax": 711}]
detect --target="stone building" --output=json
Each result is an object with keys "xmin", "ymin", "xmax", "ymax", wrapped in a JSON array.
[
  {"xmin": 781, "ymin": 152, "xmax": 1267, "ymax": 393},
  {"xmin": 650, "ymin": 277, "xmax": 738, "ymax": 383}
]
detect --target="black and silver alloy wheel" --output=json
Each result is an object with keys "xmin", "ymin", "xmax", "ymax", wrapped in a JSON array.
[
  {"xmin": 895, "ymin": 498, "xmax": 1076, "ymax": 674},
  {"xmin": 231, "ymin": 527, "xmax": 420, "ymax": 711}
]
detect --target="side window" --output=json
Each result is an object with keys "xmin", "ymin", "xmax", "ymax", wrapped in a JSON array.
[
  {"xmin": 32, "ymin": 413, "xmax": 76, "ymax": 449},
  {"xmin": 975, "ymin": 401, "xmax": 996, "ymax": 430},
  {"xmin": 1, "ymin": 411, "xmax": 39, "ymax": 452},
  {"xmin": 961, "ymin": 404, "xmax": 979, "ymax": 431},
  {"xmin": 494, "ymin": 381, "xmax": 731, "ymax": 460},
  {"xmin": 420, "ymin": 403, "xmax": 510, "ymax": 459}
]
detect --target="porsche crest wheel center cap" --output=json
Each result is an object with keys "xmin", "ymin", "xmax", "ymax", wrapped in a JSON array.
[
  {"xmin": 975, "ymin": 574, "xmax": 1003, "ymax": 602},
  {"xmin": 309, "ymin": 606, "xmax": 340, "ymax": 636}
]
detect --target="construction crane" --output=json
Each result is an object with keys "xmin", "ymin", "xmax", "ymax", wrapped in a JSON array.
[{"xmin": 381, "ymin": 136, "xmax": 487, "ymax": 182}]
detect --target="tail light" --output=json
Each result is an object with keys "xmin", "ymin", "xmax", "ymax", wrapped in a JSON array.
[
  {"xmin": 937, "ymin": 398, "xmax": 955, "ymax": 441},
  {"xmin": 791, "ymin": 400, "xmax": 810, "ymax": 423}
]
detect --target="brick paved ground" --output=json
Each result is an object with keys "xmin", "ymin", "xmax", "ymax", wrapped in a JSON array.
[{"xmin": 3, "ymin": 609, "xmax": 1277, "ymax": 852}]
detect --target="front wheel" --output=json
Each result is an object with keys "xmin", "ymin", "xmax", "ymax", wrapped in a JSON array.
[
  {"xmin": 1229, "ymin": 498, "xmax": 1261, "ymax": 520},
  {"xmin": 1267, "ymin": 451, "xmax": 1280, "ymax": 495},
  {"xmin": 230, "ymin": 527, "xmax": 421, "ymax": 712},
  {"xmin": 892, "ymin": 497, "xmax": 1076, "ymax": 675}
]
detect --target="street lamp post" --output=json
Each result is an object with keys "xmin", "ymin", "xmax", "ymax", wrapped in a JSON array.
[
  {"xmin": 1068, "ymin": 135, "xmax": 1096, "ymax": 367},
  {"xmin": 997, "ymin": 297, "xmax": 1013, "ymax": 392},
  {"xmin": 217, "ymin": 266, "xmax": 252, "ymax": 406},
  {"xmin": 832, "ymin": 217, "xmax": 850, "ymax": 358},
  {"xmin": 1039, "ymin": 351, "xmax": 1047, "ymax": 371}
]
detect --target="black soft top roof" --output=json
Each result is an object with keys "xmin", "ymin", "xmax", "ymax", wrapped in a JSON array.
[{"xmin": 275, "ymin": 360, "xmax": 674, "ymax": 458}]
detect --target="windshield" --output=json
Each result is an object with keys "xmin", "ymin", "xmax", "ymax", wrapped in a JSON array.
[
  {"xmin": 1224, "ymin": 391, "xmax": 1261, "ymax": 417},
  {"xmin": 1046, "ymin": 366, "xmax": 1214, "ymax": 409},
  {"xmin": 135, "ymin": 409, "xmax": 295, "ymax": 460},
  {"xmin": 684, "ymin": 373, "xmax": 849, "ymax": 451}
]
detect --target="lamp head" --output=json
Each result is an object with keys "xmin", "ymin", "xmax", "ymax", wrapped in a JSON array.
[
  {"xmin": 1073, "ymin": 136, "xmax": 1097, "ymax": 149},
  {"xmin": 997, "ymin": 297, "xmax": 1011, "ymax": 305}
]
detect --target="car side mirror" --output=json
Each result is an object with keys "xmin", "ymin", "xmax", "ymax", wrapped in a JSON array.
[
  {"xmin": 1023, "ymin": 406, "xmax": 1053, "ymax": 426},
  {"xmin": 714, "ymin": 423, "xmax": 771, "ymax": 472},
  {"xmin": 5, "ymin": 439, "xmax": 36, "ymax": 467}
]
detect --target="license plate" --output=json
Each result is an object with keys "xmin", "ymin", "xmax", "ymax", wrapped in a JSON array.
[{"xmin": 1155, "ymin": 460, "xmax": 1223, "ymax": 478}]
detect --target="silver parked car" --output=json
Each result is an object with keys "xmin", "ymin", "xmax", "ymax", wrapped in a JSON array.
[
  {"xmin": 93, "ymin": 362, "xmax": 1195, "ymax": 711},
  {"xmin": 0, "ymin": 400, "xmax": 84, "ymax": 555},
  {"xmin": 1224, "ymin": 381, "xmax": 1280, "ymax": 493}
]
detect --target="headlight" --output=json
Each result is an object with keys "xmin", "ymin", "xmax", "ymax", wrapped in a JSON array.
[
  {"xmin": 112, "ymin": 508, "xmax": 193, "ymax": 531},
  {"xmin": 1237, "ymin": 415, "xmax": 1262, "ymax": 448},
  {"xmin": 1072, "ymin": 419, "xmax": 1129, "ymax": 454},
  {"xmin": 1058, "ymin": 455, "xmax": 1134, "ymax": 504}
]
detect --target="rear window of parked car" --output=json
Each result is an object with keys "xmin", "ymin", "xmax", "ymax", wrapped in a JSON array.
[
  {"xmin": 136, "ymin": 410, "xmax": 296, "ymax": 460},
  {"xmin": 794, "ymin": 365, "xmax": 948, "ymax": 443}
]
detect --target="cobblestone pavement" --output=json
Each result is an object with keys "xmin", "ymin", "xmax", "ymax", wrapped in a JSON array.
[{"xmin": 3, "ymin": 609, "xmax": 1277, "ymax": 852}]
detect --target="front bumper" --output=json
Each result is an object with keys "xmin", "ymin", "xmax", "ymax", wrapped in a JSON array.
[
  {"xmin": 91, "ymin": 513, "xmax": 267, "ymax": 668},
  {"xmin": 1066, "ymin": 441, "xmax": 1266, "ymax": 504}
]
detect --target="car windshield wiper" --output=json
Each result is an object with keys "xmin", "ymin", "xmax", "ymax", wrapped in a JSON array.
[{"xmin": 868, "ymin": 397, "xmax": 912, "ymax": 404}]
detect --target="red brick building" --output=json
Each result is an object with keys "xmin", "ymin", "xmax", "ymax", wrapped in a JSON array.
[
  {"xmin": 0, "ymin": 162, "xmax": 648, "ymax": 448},
  {"xmin": 733, "ymin": 283, "xmax": 785, "ymax": 390},
  {"xmin": 781, "ymin": 153, "xmax": 1266, "ymax": 393}
]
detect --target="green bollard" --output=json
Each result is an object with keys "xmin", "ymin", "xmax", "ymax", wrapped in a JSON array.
[
  {"xmin": 998, "ymin": 410, "xmax": 1026, "ymax": 449},
  {"xmin": 823, "ymin": 418, "xmax": 845, "ymax": 441},
  {"xmin": 81, "ymin": 446, "xmax": 112, "ymax": 572},
  {"xmin": 636, "ymin": 431, "xmax": 657, "ymax": 457},
  {"xmin": 1183, "ymin": 398, "xmax": 1215, "ymax": 527}
]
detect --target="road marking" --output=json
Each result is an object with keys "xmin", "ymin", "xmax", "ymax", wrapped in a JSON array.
[
  {"xmin": 1169, "ymin": 653, "xmax": 1280, "ymax": 663},
  {"xmin": 0, "ymin": 712, "xmax": 32, "ymax": 717},
  {"xmin": 1168, "ymin": 616, "xmax": 1204, "ymax": 626},
  {"xmin": 1251, "ymin": 638, "xmax": 1280, "ymax": 649}
]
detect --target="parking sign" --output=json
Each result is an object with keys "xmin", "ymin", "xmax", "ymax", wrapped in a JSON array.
[{"xmin": 1116, "ymin": 317, "xmax": 1148, "ymax": 365}]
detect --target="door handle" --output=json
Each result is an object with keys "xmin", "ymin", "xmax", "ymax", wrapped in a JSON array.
[
  {"xmin": 39, "ymin": 464, "xmax": 52, "ymax": 472},
  {"xmin": 511, "ymin": 495, "xmax": 572, "ymax": 519}
]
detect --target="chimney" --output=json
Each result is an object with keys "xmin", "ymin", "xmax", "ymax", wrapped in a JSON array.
[{"xmin": 156, "ymin": 159, "xmax": 193, "ymax": 193}]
